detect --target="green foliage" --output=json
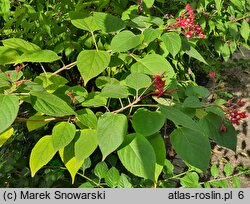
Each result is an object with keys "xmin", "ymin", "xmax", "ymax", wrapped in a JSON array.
[{"xmin": 0, "ymin": 0, "xmax": 249, "ymax": 188}]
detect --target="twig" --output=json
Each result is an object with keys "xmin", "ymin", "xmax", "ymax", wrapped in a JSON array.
[
  {"xmin": 15, "ymin": 116, "xmax": 73, "ymax": 122},
  {"xmin": 52, "ymin": 61, "xmax": 77, "ymax": 75}
]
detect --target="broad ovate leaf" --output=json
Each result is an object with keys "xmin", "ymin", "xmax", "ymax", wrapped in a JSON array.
[
  {"xmin": 118, "ymin": 133, "xmax": 156, "ymax": 181},
  {"xmin": 170, "ymin": 127, "xmax": 211, "ymax": 171},
  {"xmin": 97, "ymin": 112, "xmax": 128, "ymax": 160},
  {"xmin": 30, "ymin": 135, "xmax": 56, "ymax": 177},
  {"xmin": 30, "ymin": 91, "xmax": 75, "ymax": 117},
  {"xmin": 75, "ymin": 129, "xmax": 98, "ymax": 164},
  {"xmin": 0, "ymin": 94, "xmax": 19, "ymax": 133},
  {"xmin": 77, "ymin": 50, "xmax": 110, "ymax": 86},
  {"xmin": 161, "ymin": 32, "xmax": 181, "ymax": 57},
  {"xmin": 111, "ymin": 30, "xmax": 143, "ymax": 52},
  {"xmin": 132, "ymin": 108, "xmax": 165, "ymax": 136},
  {"xmin": 125, "ymin": 73, "xmax": 151, "ymax": 91},
  {"xmin": 52, "ymin": 122, "xmax": 76, "ymax": 151}
]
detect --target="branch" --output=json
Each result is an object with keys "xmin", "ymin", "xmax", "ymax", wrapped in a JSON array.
[
  {"xmin": 15, "ymin": 116, "xmax": 73, "ymax": 122},
  {"xmin": 52, "ymin": 61, "xmax": 77, "ymax": 76}
]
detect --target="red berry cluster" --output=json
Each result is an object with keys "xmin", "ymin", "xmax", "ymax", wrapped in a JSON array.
[
  {"xmin": 175, "ymin": 4, "xmax": 205, "ymax": 39},
  {"xmin": 228, "ymin": 109, "xmax": 247, "ymax": 125},
  {"xmin": 152, "ymin": 75, "xmax": 166, "ymax": 98},
  {"xmin": 219, "ymin": 99, "xmax": 248, "ymax": 132}
]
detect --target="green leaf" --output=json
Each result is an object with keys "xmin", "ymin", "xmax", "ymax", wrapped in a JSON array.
[
  {"xmin": 59, "ymin": 139, "xmax": 84, "ymax": 183},
  {"xmin": 95, "ymin": 76, "xmax": 120, "ymax": 89},
  {"xmin": 34, "ymin": 73, "xmax": 68, "ymax": 93},
  {"xmin": 170, "ymin": 127, "xmax": 211, "ymax": 171},
  {"xmin": 82, "ymin": 157, "xmax": 91, "ymax": 174},
  {"xmin": 132, "ymin": 108, "xmax": 165, "ymax": 136},
  {"xmin": 0, "ymin": 127, "xmax": 14, "ymax": 148},
  {"xmin": 77, "ymin": 50, "xmax": 111, "ymax": 85},
  {"xmin": 75, "ymin": 129, "xmax": 98, "ymax": 164},
  {"xmin": 131, "ymin": 54, "xmax": 175, "ymax": 82},
  {"xmin": 0, "ymin": 47, "xmax": 20, "ymax": 65},
  {"xmin": 93, "ymin": 12, "xmax": 125, "ymax": 33},
  {"xmin": 147, "ymin": 133, "xmax": 166, "ymax": 181},
  {"xmin": 52, "ymin": 122, "xmax": 76, "ymax": 151},
  {"xmin": 221, "ymin": 42, "xmax": 231, "ymax": 62},
  {"xmin": 125, "ymin": 73, "xmax": 151, "ymax": 91},
  {"xmin": 0, "ymin": 94, "xmax": 19, "ymax": 134},
  {"xmin": 70, "ymin": 12, "xmax": 99, "ymax": 32},
  {"xmin": 224, "ymin": 163, "xmax": 232, "ymax": 177},
  {"xmin": 180, "ymin": 172, "xmax": 201, "ymax": 188},
  {"xmin": 30, "ymin": 91, "xmax": 75, "ymax": 117},
  {"xmin": 143, "ymin": 0, "xmax": 154, "ymax": 8},
  {"xmin": 183, "ymin": 96, "xmax": 205, "ymax": 108},
  {"xmin": 94, "ymin": 161, "xmax": 109, "ymax": 179},
  {"xmin": 118, "ymin": 133, "xmax": 156, "ymax": 181},
  {"xmin": 18, "ymin": 50, "xmax": 61, "ymax": 63},
  {"xmin": 199, "ymin": 113, "xmax": 237, "ymax": 151},
  {"xmin": 105, "ymin": 167, "xmax": 120, "ymax": 188},
  {"xmin": 185, "ymin": 85, "xmax": 210, "ymax": 98},
  {"xmin": 111, "ymin": 31, "xmax": 143, "ymax": 52},
  {"xmin": 30, "ymin": 135, "xmax": 56, "ymax": 177},
  {"xmin": 118, "ymin": 173, "xmax": 133, "ymax": 188},
  {"xmin": 76, "ymin": 108, "xmax": 97, "ymax": 129},
  {"xmin": 182, "ymin": 41, "xmax": 208, "ymax": 64},
  {"xmin": 161, "ymin": 32, "xmax": 181, "ymax": 57},
  {"xmin": 66, "ymin": 85, "xmax": 88, "ymax": 104},
  {"xmin": 160, "ymin": 105, "xmax": 200, "ymax": 131},
  {"xmin": 100, "ymin": 84, "xmax": 130, "ymax": 98},
  {"xmin": 232, "ymin": 176, "xmax": 241, "ymax": 188},
  {"xmin": 26, "ymin": 113, "xmax": 51, "ymax": 132},
  {"xmin": 2, "ymin": 38, "xmax": 41, "ymax": 53},
  {"xmin": 81, "ymin": 92, "xmax": 107, "ymax": 107},
  {"xmin": 163, "ymin": 159, "xmax": 174, "ymax": 179},
  {"xmin": 97, "ymin": 112, "xmax": 128, "ymax": 160},
  {"xmin": 211, "ymin": 164, "xmax": 219, "ymax": 178},
  {"xmin": 240, "ymin": 19, "xmax": 250, "ymax": 42},
  {"xmin": 143, "ymin": 28, "xmax": 162, "ymax": 45}
]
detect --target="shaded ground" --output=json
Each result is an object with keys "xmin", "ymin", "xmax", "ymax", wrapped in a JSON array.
[{"xmin": 210, "ymin": 49, "xmax": 250, "ymax": 187}]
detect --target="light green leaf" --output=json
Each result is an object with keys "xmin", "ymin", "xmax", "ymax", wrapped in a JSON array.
[
  {"xmin": 26, "ymin": 113, "xmax": 51, "ymax": 132},
  {"xmin": 143, "ymin": 0, "xmax": 154, "ymax": 8},
  {"xmin": 52, "ymin": 122, "xmax": 76, "ymax": 151},
  {"xmin": 132, "ymin": 108, "xmax": 165, "ymax": 136},
  {"xmin": 76, "ymin": 108, "xmax": 97, "ymax": 129},
  {"xmin": 30, "ymin": 135, "xmax": 56, "ymax": 177},
  {"xmin": 180, "ymin": 172, "xmax": 201, "ymax": 187},
  {"xmin": 232, "ymin": 176, "xmax": 241, "ymax": 188},
  {"xmin": 105, "ymin": 167, "xmax": 121, "ymax": 188},
  {"xmin": 70, "ymin": 12, "xmax": 99, "ymax": 32},
  {"xmin": 95, "ymin": 76, "xmax": 120, "ymax": 89},
  {"xmin": 161, "ymin": 32, "xmax": 182, "ymax": 57},
  {"xmin": 97, "ymin": 112, "xmax": 128, "ymax": 160},
  {"xmin": 183, "ymin": 42, "xmax": 208, "ymax": 64},
  {"xmin": 118, "ymin": 133, "xmax": 156, "ymax": 181},
  {"xmin": 170, "ymin": 127, "xmax": 211, "ymax": 171},
  {"xmin": 185, "ymin": 85, "xmax": 210, "ymax": 98},
  {"xmin": 30, "ymin": 91, "xmax": 75, "ymax": 117},
  {"xmin": 111, "ymin": 31, "xmax": 143, "ymax": 52},
  {"xmin": 93, "ymin": 12, "xmax": 125, "ymax": 33},
  {"xmin": 125, "ymin": 73, "xmax": 151, "ymax": 91},
  {"xmin": 118, "ymin": 173, "xmax": 133, "ymax": 188},
  {"xmin": 211, "ymin": 164, "xmax": 219, "ymax": 178},
  {"xmin": 143, "ymin": 28, "xmax": 162, "ymax": 45},
  {"xmin": 18, "ymin": 50, "xmax": 61, "ymax": 63},
  {"xmin": 0, "ymin": 127, "xmax": 14, "ymax": 148},
  {"xmin": 75, "ymin": 129, "xmax": 98, "ymax": 164},
  {"xmin": 0, "ymin": 94, "xmax": 19, "ymax": 134},
  {"xmin": 100, "ymin": 84, "xmax": 130, "ymax": 98},
  {"xmin": 131, "ymin": 54, "xmax": 175, "ymax": 82},
  {"xmin": 94, "ymin": 161, "xmax": 109, "ymax": 179},
  {"xmin": 147, "ymin": 133, "xmax": 166, "ymax": 181},
  {"xmin": 81, "ymin": 92, "xmax": 107, "ymax": 107},
  {"xmin": 221, "ymin": 42, "xmax": 231, "ymax": 62},
  {"xmin": 77, "ymin": 50, "xmax": 110, "ymax": 86},
  {"xmin": 224, "ymin": 163, "xmax": 232, "ymax": 177},
  {"xmin": 2, "ymin": 38, "xmax": 41, "ymax": 53},
  {"xmin": 0, "ymin": 47, "xmax": 20, "ymax": 65},
  {"xmin": 240, "ymin": 19, "xmax": 250, "ymax": 42},
  {"xmin": 59, "ymin": 139, "xmax": 84, "ymax": 183}
]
